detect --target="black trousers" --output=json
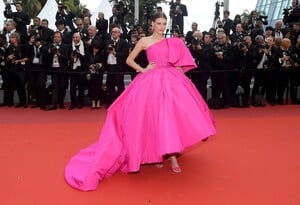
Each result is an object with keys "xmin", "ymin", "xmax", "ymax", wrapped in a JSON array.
[
  {"xmin": 251, "ymin": 69, "xmax": 267, "ymax": 103},
  {"xmin": 106, "ymin": 64, "xmax": 125, "ymax": 105},
  {"xmin": 50, "ymin": 68, "xmax": 66, "ymax": 106},
  {"xmin": 191, "ymin": 72, "xmax": 210, "ymax": 102},
  {"xmin": 0, "ymin": 67, "xmax": 9, "ymax": 104},
  {"xmin": 6, "ymin": 69, "xmax": 27, "ymax": 105},
  {"xmin": 69, "ymin": 70, "xmax": 85, "ymax": 106},
  {"xmin": 27, "ymin": 65, "xmax": 46, "ymax": 106},
  {"xmin": 88, "ymin": 73, "xmax": 104, "ymax": 101},
  {"xmin": 211, "ymin": 71, "xmax": 232, "ymax": 106}
]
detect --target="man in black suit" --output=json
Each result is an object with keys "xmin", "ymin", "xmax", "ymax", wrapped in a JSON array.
[
  {"xmin": 27, "ymin": 37, "xmax": 49, "ymax": 109},
  {"xmin": 45, "ymin": 31, "xmax": 70, "ymax": 110},
  {"xmin": 10, "ymin": 2, "xmax": 30, "ymax": 43},
  {"xmin": 104, "ymin": 25, "xmax": 129, "ymax": 107},
  {"xmin": 109, "ymin": 5, "xmax": 127, "ymax": 35},
  {"xmin": 170, "ymin": 0, "xmax": 188, "ymax": 35},
  {"xmin": 40, "ymin": 19, "xmax": 54, "ymax": 44},
  {"xmin": 222, "ymin": 10, "xmax": 234, "ymax": 36},
  {"xmin": 55, "ymin": 19, "xmax": 72, "ymax": 45}
]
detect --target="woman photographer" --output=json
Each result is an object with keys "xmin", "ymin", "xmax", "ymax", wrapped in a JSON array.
[
  {"xmin": 5, "ymin": 32, "xmax": 30, "ymax": 108},
  {"xmin": 86, "ymin": 41, "xmax": 105, "ymax": 109}
]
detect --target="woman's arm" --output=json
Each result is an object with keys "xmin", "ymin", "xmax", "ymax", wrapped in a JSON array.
[{"xmin": 126, "ymin": 38, "xmax": 147, "ymax": 73}]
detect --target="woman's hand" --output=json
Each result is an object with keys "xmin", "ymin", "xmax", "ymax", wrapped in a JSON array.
[{"xmin": 138, "ymin": 62, "xmax": 155, "ymax": 73}]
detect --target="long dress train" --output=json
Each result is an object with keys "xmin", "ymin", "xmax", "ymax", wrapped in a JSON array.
[{"xmin": 64, "ymin": 37, "xmax": 216, "ymax": 191}]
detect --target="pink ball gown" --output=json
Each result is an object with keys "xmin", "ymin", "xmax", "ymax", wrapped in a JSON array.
[{"xmin": 64, "ymin": 37, "xmax": 216, "ymax": 191}]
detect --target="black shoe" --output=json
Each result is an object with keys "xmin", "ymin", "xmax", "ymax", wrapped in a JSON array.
[
  {"xmin": 0, "ymin": 103, "xmax": 8, "ymax": 107},
  {"xmin": 15, "ymin": 103, "xmax": 27, "ymax": 108},
  {"xmin": 7, "ymin": 103, "xmax": 14, "ymax": 107},
  {"xmin": 59, "ymin": 104, "xmax": 66, "ymax": 109},
  {"xmin": 45, "ymin": 105, "xmax": 57, "ymax": 111},
  {"xmin": 77, "ymin": 105, "xmax": 83, "ymax": 109},
  {"xmin": 31, "ymin": 104, "xmax": 40, "ymax": 108},
  {"xmin": 68, "ymin": 105, "xmax": 76, "ymax": 110}
]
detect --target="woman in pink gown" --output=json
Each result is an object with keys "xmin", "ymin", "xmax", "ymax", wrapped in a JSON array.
[{"xmin": 64, "ymin": 12, "xmax": 216, "ymax": 191}]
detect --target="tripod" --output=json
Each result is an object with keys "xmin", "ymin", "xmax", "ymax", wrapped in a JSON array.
[{"xmin": 212, "ymin": 1, "xmax": 224, "ymax": 29}]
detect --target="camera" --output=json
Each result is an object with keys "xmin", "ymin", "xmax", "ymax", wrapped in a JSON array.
[
  {"xmin": 256, "ymin": 15, "xmax": 268, "ymax": 25},
  {"xmin": 89, "ymin": 63, "xmax": 103, "ymax": 74},
  {"xmin": 239, "ymin": 42, "xmax": 247, "ymax": 49},
  {"xmin": 259, "ymin": 44, "xmax": 269, "ymax": 50},
  {"xmin": 50, "ymin": 44, "xmax": 60, "ymax": 54},
  {"xmin": 3, "ymin": 2, "xmax": 14, "ymax": 19},
  {"xmin": 107, "ymin": 44, "xmax": 116, "ymax": 52}
]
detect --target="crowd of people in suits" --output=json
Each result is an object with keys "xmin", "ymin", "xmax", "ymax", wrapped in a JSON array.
[{"xmin": 0, "ymin": 0, "xmax": 300, "ymax": 110}]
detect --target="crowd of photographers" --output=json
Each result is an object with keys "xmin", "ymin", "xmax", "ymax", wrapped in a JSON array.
[{"xmin": 0, "ymin": 1, "xmax": 300, "ymax": 111}]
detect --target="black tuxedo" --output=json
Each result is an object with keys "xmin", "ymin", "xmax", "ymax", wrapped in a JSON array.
[
  {"xmin": 48, "ymin": 42, "xmax": 70, "ymax": 107},
  {"xmin": 27, "ymin": 43, "xmax": 49, "ymax": 107},
  {"xmin": 222, "ymin": 18, "xmax": 234, "ymax": 36},
  {"xmin": 104, "ymin": 37, "xmax": 129, "ymax": 106},
  {"xmin": 39, "ymin": 27, "xmax": 54, "ymax": 44},
  {"xmin": 12, "ymin": 11, "xmax": 30, "ymax": 42}
]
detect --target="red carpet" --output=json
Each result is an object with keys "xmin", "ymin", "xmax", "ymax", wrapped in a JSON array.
[{"xmin": 1, "ymin": 105, "xmax": 300, "ymax": 205}]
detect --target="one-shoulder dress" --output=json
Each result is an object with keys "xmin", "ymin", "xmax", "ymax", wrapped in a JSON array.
[{"xmin": 64, "ymin": 37, "xmax": 216, "ymax": 191}]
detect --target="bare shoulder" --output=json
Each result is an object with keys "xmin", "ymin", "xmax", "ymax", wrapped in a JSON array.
[{"xmin": 136, "ymin": 37, "xmax": 152, "ymax": 50}]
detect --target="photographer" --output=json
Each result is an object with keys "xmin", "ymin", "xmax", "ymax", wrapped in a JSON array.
[
  {"xmin": 45, "ymin": 31, "xmax": 70, "ymax": 111},
  {"xmin": 284, "ymin": 0, "xmax": 300, "ymax": 27},
  {"xmin": 221, "ymin": 10, "xmax": 234, "ymax": 36},
  {"xmin": 68, "ymin": 32, "xmax": 88, "ymax": 110},
  {"xmin": 6, "ymin": 2, "xmax": 30, "ymax": 43},
  {"xmin": 250, "ymin": 18, "xmax": 265, "ymax": 44},
  {"xmin": 169, "ymin": 0, "xmax": 188, "ymax": 35},
  {"xmin": 5, "ymin": 32, "xmax": 30, "ymax": 108},
  {"xmin": 109, "ymin": 3, "xmax": 128, "ymax": 35},
  {"xmin": 27, "ymin": 36, "xmax": 49, "ymax": 109},
  {"xmin": 235, "ymin": 35, "xmax": 257, "ymax": 107},
  {"xmin": 277, "ymin": 38, "xmax": 294, "ymax": 104},
  {"xmin": 0, "ymin": 34, "xmax": 7, "ymax": 106},
  {"xmin": 96, "ymin": 12, "xmax": 108, "ymax": 38},
  {"xmin": 74, "ymin": 18, "xmax": 89, "ymax": 43},
  {"xmin": 251, "ymin": 36, "xmax": 273, "ymax": 106},
  {"xmin": 86, "ymin": 41, "xmax": 105, "ymax": 109},
  {"xmin": 104, "ymin": 25, "xmax": 129, "ymax": 107},
  {"xmin": 274, "ymin": 20, "xmax": 285, "ymax": 39},
  {"xmin": 210, "ymin": 32, "xmax": 234, "ymax": 108},
  {"xmin": 189, "ymin": 32, "xmax": 214, "ymax": 102},
  {"xmin": 55, "ymin": 3, "xmax": 75, "ymax": 32},
  {"xmin": 289, "ymin": 34, "xmax": 300, "ymax": 104}
]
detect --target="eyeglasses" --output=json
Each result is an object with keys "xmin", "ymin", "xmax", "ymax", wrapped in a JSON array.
[{"xmin": 112, "ymin": 30, "xmax": 119, "ymax": 33}]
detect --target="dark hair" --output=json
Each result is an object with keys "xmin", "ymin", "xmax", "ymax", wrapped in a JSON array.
[{"xmin": 152, "ymin": 12, "xmax": 167, "ymax": 22}]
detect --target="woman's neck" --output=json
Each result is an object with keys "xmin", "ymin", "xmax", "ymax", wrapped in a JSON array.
[{"xmin": 151, "ymin": 33, "xmax": 164, "ymax": 40}]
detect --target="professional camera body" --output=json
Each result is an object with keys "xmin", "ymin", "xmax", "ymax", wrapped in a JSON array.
[
  {"xmin": 49, "ymin": 44, "xmax": 60, "ymax": 55},
  {"xmin": 3, "ymin": 1, "xmax": 15, "ymax": 19},
  {"xmin": 89, "ymin": 63, "xmax": 103, "ymax": 74},
  {"xmin": 213, "ymin": 44, "xmax": 225, "ymax": 56},
  {"xmin": 256, "ymin": 15, "xmax": 268, "ymax": 25}
]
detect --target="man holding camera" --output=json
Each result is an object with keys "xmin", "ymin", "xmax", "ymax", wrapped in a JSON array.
[
  {"xmin": 104, "ymin": 25, "xmax": 129, "ymax": 107},
  {"xmin": 68, "ymin": 32, "xmax": 87, "ymax": 110},
  {"xmin": 56, "ymin": 3, "xmax": 75, "ymax": 32},
  {"xmin": 189, "ymin": 32, "xmax": 214, "ymax": 102},
  {"xmin": 10, "ymin": 2, "xmax": 30, "ymax": 43},
  {"xmin": 211, "ymin": 32, "xmax": 234, "ymax": 108},
  {"xmin": 235, "ymin": 35, "xmax": 257, "ymax": 107},
  {"xmin": 45, "ymin": 31, "xmax": 70, "ymax": 111},
  {"xmin": 27, "ymin": 36, "xmax": 48, "ymax": 109},
  {"xmin": 169, "ymin": 0, "xmax": 188, "ymax": 35}
]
